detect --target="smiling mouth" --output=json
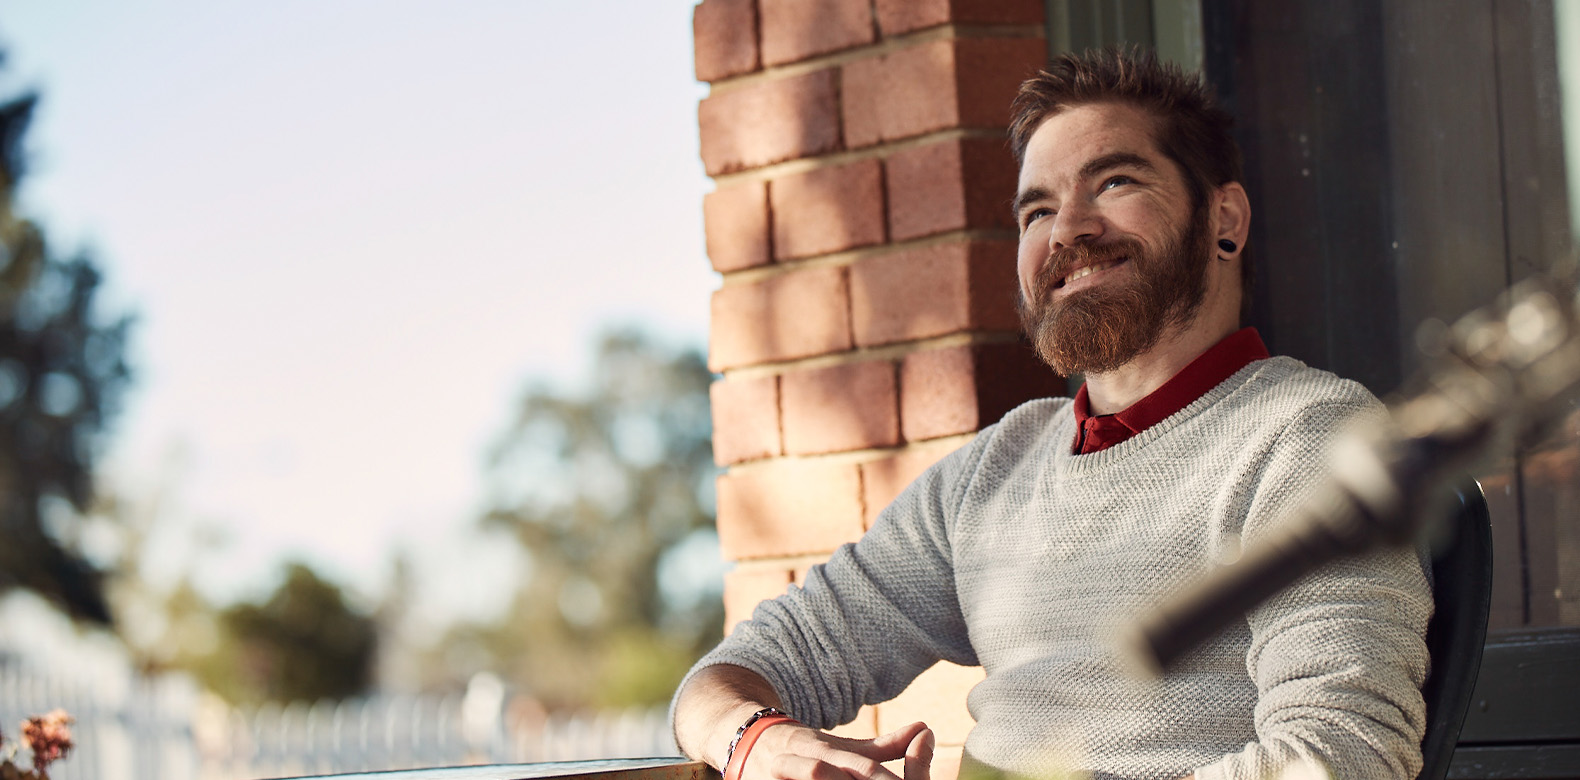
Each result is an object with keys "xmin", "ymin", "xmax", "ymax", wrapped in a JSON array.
[{"xmin": 1058, "ymin": 257, "xmax": 1128, "ymax": 288}]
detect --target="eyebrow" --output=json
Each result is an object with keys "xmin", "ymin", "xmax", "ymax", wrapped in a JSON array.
[
  {"xmin": 1080, "ymin": 151, "xmax": 1158, "ymax": 181},
  {"xmin": 1011, "ymin": 186, "xmax": 1051, "ymax": 219},
  {"xmin": 1012, "ymin": 152, "xmax": 1161, "ymax": 219}
]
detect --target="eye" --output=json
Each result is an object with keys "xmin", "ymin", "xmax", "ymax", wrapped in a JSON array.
[
  {"xmin": 1100, "ymin": 175, "xmax": 1134, "ymax": 192},
  {"xmin": 1020, "ymin": 207, "xmax": 1054, "ymax": 230}
]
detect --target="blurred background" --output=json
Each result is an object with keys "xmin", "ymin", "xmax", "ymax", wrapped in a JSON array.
[
  {"xmin": 9, "ymin": 1, "xmax": 1580, "ymax": 779},
  {"xmin": 0, "ymin": 2, "xmax": 726, "ymax": 777}
]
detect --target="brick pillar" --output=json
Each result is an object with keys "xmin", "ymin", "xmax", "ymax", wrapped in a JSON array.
[{"xmin": 694, "ymin": 2, "xmax": 1055, "ymax": 777}]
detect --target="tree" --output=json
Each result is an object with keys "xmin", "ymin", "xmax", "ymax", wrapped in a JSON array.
[
  {"xmin": 461, "ymin": 328, "xmax": 721, "ymax": 709},
  {"xmin": 196, "ymin": 562, "xmax": 378, "ymax": 705},
  {"xmin": 0, "ymin": 55, "xmax": 134, "ymax": 624}
]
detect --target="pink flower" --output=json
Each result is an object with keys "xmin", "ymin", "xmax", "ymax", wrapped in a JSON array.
[{"xmin": 19, "ymin": 710, "xmax": 73, "ymax": 772}]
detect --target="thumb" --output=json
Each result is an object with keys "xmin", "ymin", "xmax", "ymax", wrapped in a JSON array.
[{"xmin": 905, "ymin": 727, "xmax": 935, "ymax": 780}]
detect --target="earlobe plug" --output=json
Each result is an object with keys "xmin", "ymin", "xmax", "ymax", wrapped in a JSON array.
[{"xmin": 1217, "ymin": 239, "xmax": 1237, "ymax": 253}]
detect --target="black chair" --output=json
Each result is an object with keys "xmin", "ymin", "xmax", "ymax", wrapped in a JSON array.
[{"xmin": 1416, "ymin": 483, "xmax": 1494, "ymax": 780}]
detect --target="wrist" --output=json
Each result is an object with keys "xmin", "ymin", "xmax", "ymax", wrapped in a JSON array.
[
  {"xmin": 722, "ymin": 707, "xmax": 797, "ymax": 780},
  {"xmin": 709, "ymin": 703, "xmax": 770, "ymax": 770}
]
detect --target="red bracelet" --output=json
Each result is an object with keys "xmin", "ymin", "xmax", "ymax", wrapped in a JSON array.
[{"xmin": 723, "ymin": 714, "xmax": 797, "ymax": 780}]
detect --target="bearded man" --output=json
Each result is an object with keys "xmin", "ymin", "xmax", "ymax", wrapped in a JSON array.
[{"xmin": 673, "ymin": 49, "xmax": 1432, "ymax": 780}]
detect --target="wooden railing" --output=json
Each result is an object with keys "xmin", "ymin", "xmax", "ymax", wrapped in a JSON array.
[{"xmin": 266, "ymin": 757, "xmax": 715, "ymax": 780}]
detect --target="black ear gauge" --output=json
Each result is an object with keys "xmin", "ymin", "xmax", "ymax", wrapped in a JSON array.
[{"xmin": 1217, "ymin": 239, "xmax": 1238, "ymax": 253}]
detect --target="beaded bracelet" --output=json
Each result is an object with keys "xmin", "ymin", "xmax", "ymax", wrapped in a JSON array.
[{"xmin": 723, "ymin": 707, "xmax": 796, "ymax": 780}]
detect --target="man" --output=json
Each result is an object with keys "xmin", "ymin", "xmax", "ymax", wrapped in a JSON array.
[{"xmin": 673, "ymin": 49, "xmax": 1431, "ymax": 780}]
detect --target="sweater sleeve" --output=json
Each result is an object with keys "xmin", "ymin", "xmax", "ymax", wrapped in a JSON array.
[
  {"xmin": 1195, "ymin": 398, "xmax": 1432, "ymax": 780},
  {"xmin": 676, "ymin": 434, "xmax": 987, "ymax": 731}
]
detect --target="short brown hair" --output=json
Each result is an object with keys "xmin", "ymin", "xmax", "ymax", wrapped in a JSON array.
[{"xmin": 1010, "ymin": 47, "xmax": 1252, "ymax": 316}]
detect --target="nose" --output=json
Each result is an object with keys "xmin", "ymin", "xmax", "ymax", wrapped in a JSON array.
[{"xmin": 1048, "ymin": 199, "xmax": 1102, "ymax": 250}]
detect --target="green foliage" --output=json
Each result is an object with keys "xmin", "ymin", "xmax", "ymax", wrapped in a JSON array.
[
  {"xmin": 593, "ymin": 627, "xmax": 707, "ymax": 709},
  {"xmin": 0, "ymin": 57, "xmax": 134, "ymax": 624},
  {"xmin": 196, "ymin": 562, "xmax": 378, "ymax": 705},
  {"xmin": 460, "ymin": 328, "xmax": 721, "ymax": 709}
]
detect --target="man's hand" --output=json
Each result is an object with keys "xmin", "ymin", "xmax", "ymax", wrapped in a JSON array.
[
  {"xmin": 740, "ymin": 720, "xmax": 935, "ymax": 780},
  {"xmin": 672, "ymin": 664, "xmax": 934, "ymax": 780}
]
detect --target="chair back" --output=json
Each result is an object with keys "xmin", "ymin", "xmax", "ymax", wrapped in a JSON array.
[{"xmin": 1416, "ymin": 483, "xmax": 1494, "ymax": 780}]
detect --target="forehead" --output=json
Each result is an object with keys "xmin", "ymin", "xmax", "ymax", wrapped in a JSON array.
[{"xmin": 1017, "ymin": 102, "xmax": 1168, "ymax": 189}]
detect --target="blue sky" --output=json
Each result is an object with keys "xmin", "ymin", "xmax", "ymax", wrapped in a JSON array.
[{"xmin": 0, "ymin": 1, "xmax": 717, "ymax": 626}]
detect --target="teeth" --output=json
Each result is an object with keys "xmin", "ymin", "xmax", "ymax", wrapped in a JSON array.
[{"xmin": 1063, "ymin": 260, "xmax": 1119, "ymax": 285}]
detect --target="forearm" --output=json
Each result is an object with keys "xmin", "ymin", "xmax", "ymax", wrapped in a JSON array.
[
  {"xmin": 673, "ymin": 663, "xmax": 785, "ymax": 770},
  {"xmin": 1208, "ymin": 548, "xmax": 1431, "ymax": 780}
]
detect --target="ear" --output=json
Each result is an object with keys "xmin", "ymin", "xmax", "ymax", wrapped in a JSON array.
[{"xmin": 1211, "ymin": 182, "xmax": 1251, "ymax": 257}]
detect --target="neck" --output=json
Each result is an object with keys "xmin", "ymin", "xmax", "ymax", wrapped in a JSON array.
[{"xmin": 1083, "ymin": 316, "xmax": 1237, "ymax": 415}]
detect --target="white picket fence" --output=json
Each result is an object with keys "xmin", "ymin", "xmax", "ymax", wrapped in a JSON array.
[
  {"xmin": 0, "ymin": 655, "xmax": 197, "ymax": 780},
  {"xmin": 0, "ymin": 659, "xmax": 678, "ymax": 780}
]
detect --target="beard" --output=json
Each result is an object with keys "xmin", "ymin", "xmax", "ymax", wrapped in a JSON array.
[{"xmin": 1017, "ymin": 205, "xmax": 1214, "ymax": 377}]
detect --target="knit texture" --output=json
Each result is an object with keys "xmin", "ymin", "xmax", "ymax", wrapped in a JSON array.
[{"xmin": 685, "ymin": 357, "xmax": 1432, "ymax": 780}]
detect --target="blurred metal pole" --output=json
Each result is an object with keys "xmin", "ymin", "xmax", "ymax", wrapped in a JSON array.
[{"xmin": 1131, "ymin": 264, "xmax": 1580, "ymax": 674}]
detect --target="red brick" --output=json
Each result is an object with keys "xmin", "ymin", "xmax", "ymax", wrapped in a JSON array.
[
  {"xmin": 700, "ymin": 70, "xmax": 841, "ymax": 175},
  {"xmin": 771, "ymin": 159, "xmax": 887, "ymax": 260},
  {"xmin": 849, "ymin": 239, "xmax": 1020, "ymax": 347},
  {"xmin": 877, "ymin": 662, "xmax": 984, "ymax": 745},
  {"xmin": 781, "ymin": 360, "xmax": 900, "ymax": 455},
  {"xmin": 900, "ymin": 342, "xmax": 1061, "ymax": 442},
  {"xmin": 842, "ymin": 37, "xmax": 1046, "ymax": 149},
  {"xmin": 790, "ymin": 559, "xmax": 823, "ymax": 585},
  {"xmin": 886, "ymin": 137, "xmax": 1018, "ymax": 241},
  {"xmin": 954, "ymin": 37, "xmax": 1047, "ymax": 127},
  {"xmin": 860, "ymin": 446, "xmax": 955, "ymax": 527},
  {"xmin": 694, "ymin": 0, "xmax": 760, "ymax": 82},
  {"xmin": 711, "ymin": 375, "xmax": 782, "ymax": 465},
  {"xmin": 724, "ymin": 567, "xmax": 794, "ymax": 634},
  {"xmin": 859, "ymin": 445, "xmax": 954, "ymax": 524},
  {"xmin": 705, "ymin": 181, "xmax": 772, "ymax": 272},
  {"xmin": 761, "ymin": 0, "xmax": 874, "ymax": 67},
  {"xmin": 874, "ymin": 0, "xmax": 1044, "ymax": 37},
  {"xmin": 717, "ymin": 460, "xmax": 865, "ymax": 559},
  {"xmin": 709, "ymin": 266, "xmax": 852, "ymax": 370}
]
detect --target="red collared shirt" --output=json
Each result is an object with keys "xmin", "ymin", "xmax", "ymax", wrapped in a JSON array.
[{"xmin": 1071, "ymin": 327, "xmax": 1271, "ymax": 455}]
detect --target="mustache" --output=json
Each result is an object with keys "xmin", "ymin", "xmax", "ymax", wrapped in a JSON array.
[{"xmin": 1031, "ymin": 238, "xmax": 1144, "ymax": 298}]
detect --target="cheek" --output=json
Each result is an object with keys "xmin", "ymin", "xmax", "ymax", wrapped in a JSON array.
[
  {"xmin": 1016, "ymin": 231, "xmax": 1046, "ymax": 294},
  {"xmin": 1118, "ymin": 199, "xmax": 1187, "ymax": 244}
]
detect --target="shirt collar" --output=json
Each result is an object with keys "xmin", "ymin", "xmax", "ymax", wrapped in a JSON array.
[{"xmin": 1072, "ymin": 327, "xmax": 1270, "ymax": 451}]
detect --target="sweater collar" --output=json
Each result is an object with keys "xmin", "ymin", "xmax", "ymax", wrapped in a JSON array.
[{"xmin": 1071, "ymin": 327, "xmax": 1270, "ymax": 454}]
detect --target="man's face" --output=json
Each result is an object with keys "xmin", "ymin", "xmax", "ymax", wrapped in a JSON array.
[{"xmin": 1013, "ymin": 102, "xmax": 1213, "ymax": 377}]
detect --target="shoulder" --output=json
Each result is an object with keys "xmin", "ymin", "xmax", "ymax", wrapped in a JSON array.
[
  {"xmin": 1232, "ymin": 356, "xmax": 1385, "ymax": 431},
  {"xmin": 1183, "ymin": 357, "xmax": 1386, "ymax": 504},
  {"xmin": 965, "ymin": 396, "xmax": 1076, "ymax": 466},
  {"xmin": 887, "ymin": 395, "xmax": 1072, "ymax": 512},
  {"xmin": 986, "ymin": 396, "xmax": 1074, "ymax": 438},
  {"xmin": 1225, "ymin": 359, "xmax": 1393, "ymax": 532}
]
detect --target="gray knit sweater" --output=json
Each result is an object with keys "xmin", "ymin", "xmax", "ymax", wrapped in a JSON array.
[{"xmin": 690, "ymin": 357, "xmax": 1432, "ymax": 780}]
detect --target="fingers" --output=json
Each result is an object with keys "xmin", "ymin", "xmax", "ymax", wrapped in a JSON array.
[
  {"xmin": 903, "ymin": 727, "xmax": 935, "ymax": 780},
  {"xmin": 744, "ymin": 722, "xmax": 934, "ymax": 780},
  {"xmin": 769, "ymin": 752, "xmax": 902, "ymax": 780},
  {"xmin": 857, "ymin": 721, "xmax": 931, "ymax": 760}
]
